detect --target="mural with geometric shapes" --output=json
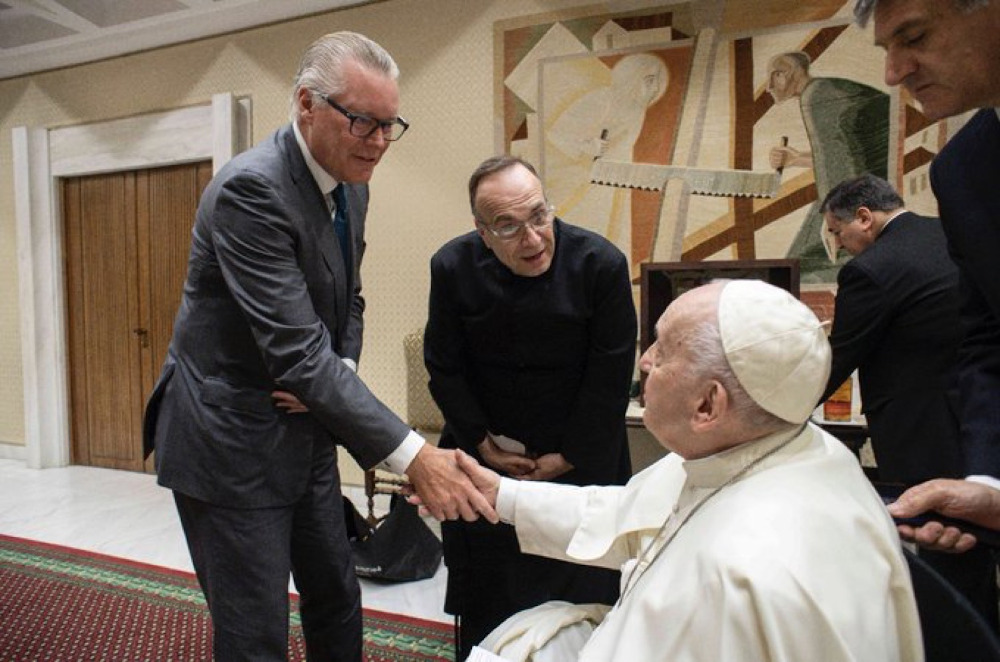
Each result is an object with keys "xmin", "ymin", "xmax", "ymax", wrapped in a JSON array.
[{"xmin": 495, "ymin": 0, "xmax": 959, "ymax": 287}]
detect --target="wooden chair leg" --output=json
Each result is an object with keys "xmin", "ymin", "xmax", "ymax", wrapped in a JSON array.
[{"xmin": 364, "ymin": 469, "xmax": 377, "ymax": 527}]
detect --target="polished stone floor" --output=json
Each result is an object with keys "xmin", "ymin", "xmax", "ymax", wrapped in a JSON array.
[{"xmin": 0, "ymin": 459, "xmax": 449, "ymax": 623}]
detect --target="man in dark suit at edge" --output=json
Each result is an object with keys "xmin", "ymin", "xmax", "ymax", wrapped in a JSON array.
[
  {"xmin": 143, "ymin": 32, "xmax": 495, "ymax": 661},
  {"xmin": 853, "ymin": 0, "xmax": 1000, "ymax": 555},
  {"xmin": 819, "ymin": 173, "xmax": 997, "ymax": 622}
]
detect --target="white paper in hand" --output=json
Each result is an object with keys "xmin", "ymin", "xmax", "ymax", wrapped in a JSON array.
[{"xmin": 489, "ymin": 432, "xmax": 527, "ymax": 456}]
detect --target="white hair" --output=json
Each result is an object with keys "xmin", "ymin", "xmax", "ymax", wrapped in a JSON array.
[
  {"xmin": 682, "ymin": 313, "xmax": 790, "ymax": 434},
  {"xmin": 288, "ymin": 31, "xmax": 399, "ymax": 120}
]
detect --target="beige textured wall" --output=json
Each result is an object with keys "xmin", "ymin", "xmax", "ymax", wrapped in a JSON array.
[{"xmin": 0, "ymin": 0, "xmax": 619, "ymax": 481}]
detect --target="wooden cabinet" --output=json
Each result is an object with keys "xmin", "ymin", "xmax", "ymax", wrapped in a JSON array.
[{"xmin": 637, "ymin": 259, "xmax": 800, "ymax": 403}]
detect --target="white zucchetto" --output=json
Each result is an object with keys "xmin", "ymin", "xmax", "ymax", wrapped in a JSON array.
[{"xmin": 717, "ymin": 280, "xmax": 831, "ymax": 424}]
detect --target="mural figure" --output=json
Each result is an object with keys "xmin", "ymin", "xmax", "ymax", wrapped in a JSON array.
[
  {"xmin": 543, "ymin": 53, "xmax": 669, "ymax": 264},
  {"xmin": 767, "ymin": 51, "xmax": 890, "ymax": 282}
]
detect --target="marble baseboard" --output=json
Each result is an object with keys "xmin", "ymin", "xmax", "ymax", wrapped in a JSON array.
[{"xmin": 0, "ymin": 442, "xmax": 26, "ymax": 461}]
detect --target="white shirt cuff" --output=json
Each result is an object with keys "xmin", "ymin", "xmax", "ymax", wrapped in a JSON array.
[
  {"xmin": 342, "ymin": 357, "xmax": 358, "ymax": 372},
  {"xmin": 380, "ymin": 430, "xmax": 424, "ymax": 475},
  {"xmin": 966, "ymin": 475, "xmax": 1000, "ymax": 492},
  {"xmin": 496, "ymin": 477, "xmax": 519, "ymax": 525}
]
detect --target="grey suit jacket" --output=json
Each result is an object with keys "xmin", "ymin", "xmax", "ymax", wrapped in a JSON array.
[{"xmin": 143, "ymin": 124, "xmax": 409, "ymax": 507}]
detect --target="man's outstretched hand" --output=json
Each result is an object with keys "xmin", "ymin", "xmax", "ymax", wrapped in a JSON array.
[
  {"xmin": 889, "ymin": 478, "xmax": 1000, "ymax": 553},
  {"xmin": 404, "ymin": 445, "xmax": 499, "ymax": 524}
]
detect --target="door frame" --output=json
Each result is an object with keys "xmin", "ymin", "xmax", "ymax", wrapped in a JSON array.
[{"xmin": 11, "ymin": 93, "xmax": 251, "ymax": 468}]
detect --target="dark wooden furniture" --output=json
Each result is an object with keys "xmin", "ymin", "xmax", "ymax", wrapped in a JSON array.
[
  {"xmin": 638, "ymin": 259, "xmax": 801, "ymax": 401},
  {"xmin": 814, "ymin": 419, "xmax": 868, "ymax": 455}
]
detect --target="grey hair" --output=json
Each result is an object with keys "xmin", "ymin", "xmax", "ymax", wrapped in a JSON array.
[
  {"xmin": 681, "ymin": 306, "xmax": 790, "ymax": 434},
  {"xmin": 820, "ymin": 173, "xmax": 904, "ymax": 222},
  {"xmin": 854, "ymin": 0, "xmax": 991, "ymax": 27},
  {"xmin": 289, "ymin": 31, "xmax": 399, "ymax": 121}
]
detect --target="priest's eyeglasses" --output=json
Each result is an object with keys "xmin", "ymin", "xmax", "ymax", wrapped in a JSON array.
[
  {"xmin": 319, "ymin": 93, "xmax": 409, "ymax": 142},
  {"xmin": 481, "ymin": 205, "xmax": 555, "ymax": 241}
]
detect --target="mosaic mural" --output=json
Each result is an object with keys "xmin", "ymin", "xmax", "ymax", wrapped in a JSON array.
[{"xmin": 495, "ymin": 0, "xmax": 951, "ymax": 286}]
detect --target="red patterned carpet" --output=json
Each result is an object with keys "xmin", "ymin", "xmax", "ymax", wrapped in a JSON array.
[{"xmin": 0, "ymin": 534, "xmax": 454, "ymax": 661}]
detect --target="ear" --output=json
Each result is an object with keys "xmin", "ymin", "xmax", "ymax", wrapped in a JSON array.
[
  {"xmin": 691, "ymin": 380, "xmax": 726, "ymax": 431},
  {"xmin": 855, "ymin": 206, "xmax": 875, "ymax": 230},
  {"xmin": 296, "ymin": 88, "xmax": 316, "ymax": 123}
]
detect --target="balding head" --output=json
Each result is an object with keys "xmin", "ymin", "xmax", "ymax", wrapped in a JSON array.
[
  {"xmin": 639, "ymin": 281, "xmax": 829, "ymax": 459},
  {"xmin": 766, "ymin": 52, "xmax": 812, "ymax": 103}
]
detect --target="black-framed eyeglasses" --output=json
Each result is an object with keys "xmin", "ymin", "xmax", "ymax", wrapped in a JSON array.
[
  {"xmin": 480, "ymin": 204, "xmax": 556, "ymax": 241},
  {"xmin": 319, "ymin": 93, "xmax": 409, "ymax": 142}
]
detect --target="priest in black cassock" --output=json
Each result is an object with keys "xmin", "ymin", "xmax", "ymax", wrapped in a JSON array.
[{"xmin": 423, "ymin": 155, "xmax": 637, "ymax": 659}]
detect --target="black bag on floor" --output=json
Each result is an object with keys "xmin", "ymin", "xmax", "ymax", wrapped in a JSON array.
[
  {"xmin": 349, "ymin": 494, "xmax": 443, "ymax": 582},
  {"xmin": 342, "ymin": 495, "xmax": 374, "ymax": 542}
]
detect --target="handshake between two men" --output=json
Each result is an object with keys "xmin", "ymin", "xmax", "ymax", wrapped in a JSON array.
[
  {"xmin": 402, "ymin": 444, "xmax": 501, "ymax": 524},
  {"xmin": 403, "ymin": 446, "xmax": 510, "ymax": 524},
  {"xmin": 396, "ymin": 279, "xmax": 925, "ymax": 661}
]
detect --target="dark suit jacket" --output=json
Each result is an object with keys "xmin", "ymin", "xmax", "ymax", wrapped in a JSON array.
[
  {"xmin": 931, "ymin": 109, "xmax": 1000, "ymax": 478},
  {"xmin": 424, "ymin": 220, "xmax": 635, "ymax": 486},
  {"xmin": 822, "ymin": 212, "xmax": 964, "ymax": 483},
  {"xmin": 143, "ymin": 124, "xmax": 409, "ymax": 507}
]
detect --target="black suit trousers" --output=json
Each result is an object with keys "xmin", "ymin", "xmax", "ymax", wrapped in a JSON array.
[{"xmin": 174, "ymin": 447, "xmax": 361, "ymax": 662}]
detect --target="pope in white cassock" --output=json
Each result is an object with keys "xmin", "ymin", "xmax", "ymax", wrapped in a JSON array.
[{"xmin": 451, "ymin": 279, "xmax": 923, "ymax": 661}]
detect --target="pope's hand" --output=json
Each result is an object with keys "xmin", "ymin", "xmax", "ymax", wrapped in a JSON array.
[{"xmin": 404, "ymin": 445, "xmax": 498, "ymax": 524}]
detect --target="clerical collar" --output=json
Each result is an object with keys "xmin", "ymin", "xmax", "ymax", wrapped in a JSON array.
[
  {"xmin": 681, "ymin": 424, "xmax": 805, "ymax": 489},
  {"xmin": 292, "ymin": 120, "xmax": 340, "ymax": 197},
  {"xmin": 616, "ymin": 423, "xmax": 803, "ymax": 608}
]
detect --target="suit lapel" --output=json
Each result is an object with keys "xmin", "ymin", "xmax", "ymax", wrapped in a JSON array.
[{"xmin": 278, "ymin": 126, "xmax": 351, "ymax": 341}]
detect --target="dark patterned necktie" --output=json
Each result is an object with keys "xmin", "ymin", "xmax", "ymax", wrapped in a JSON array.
[{"xmin": 331, "ymin": 184, "xmax": 351, "ymax": 264}]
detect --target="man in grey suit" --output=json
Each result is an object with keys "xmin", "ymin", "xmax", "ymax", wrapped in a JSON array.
[{"xmin": 143, "ymin": 32, "xmax": 494, "ymax": 661}]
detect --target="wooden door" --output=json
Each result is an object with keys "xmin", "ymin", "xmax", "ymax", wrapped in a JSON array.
[{"xmin": 64, "ymin": 162, "xmax": 212, "ymax": 472}]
